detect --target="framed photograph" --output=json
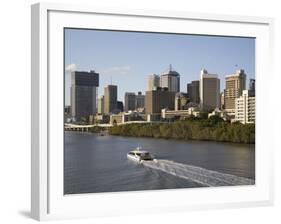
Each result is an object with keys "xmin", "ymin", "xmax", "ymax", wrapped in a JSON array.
[{"xmin": 31, "ymin": 2, "xmax": 274, "ymax": 221}]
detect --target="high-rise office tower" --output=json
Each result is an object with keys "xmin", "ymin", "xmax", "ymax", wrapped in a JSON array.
[
  {"xmin": 104, "ymin": 85, "xmax": 117, "ymax": 114},
  {"xmin": 145, "ymin": 87, "xmax": 176, "ymax": 115},
  {"xmin": 97, "ymin": 95, "xmax": 104, "ymax": 114},
  {"xmin": 220, "ymin": 92, "xmax": 225, "ymax": 109},
  {"xmin": 224, "ymin": 69, "xmax": 246, "ymax": 113},
  {"xmin": 71, "ymin": 70, "xmax": 99, "ymax": 120},
  {"xmin": 199, "ymin": 69, "xmax": 220, "ymax": 110},
  {"xmin": 160, "ymin": 65, "xmax": 180, "ymax": 92},
  {"xmin": 117, "ymin": 101, "xmax": 124, "ymax": 112},
  {"xmin": 187, "ymin": 80, "xmax": 200, "ymax": 104},
  {"xmin": 249, "ymin": 78, "xmax": 255, "ymax": 96},
  {"xmin": 147, "ymin": 74, "xmax": 160, "ymax": 91},
  {"xmin": 135, "ymin": 91, "xmax": 145, "ymax": 109},
  {"xmin": 124, "ymin": 92, "xmax": 136, "ymax": 112}
]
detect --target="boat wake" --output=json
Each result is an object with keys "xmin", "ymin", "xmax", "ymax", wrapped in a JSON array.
[{"xmin": 142, "ymin": 160, "xmax": 255, "ymax": 187}]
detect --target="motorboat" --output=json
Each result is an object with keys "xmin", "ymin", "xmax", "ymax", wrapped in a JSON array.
[{"xmin": 127, "ymin": 147, "xmax": 155, "ymax": 163}]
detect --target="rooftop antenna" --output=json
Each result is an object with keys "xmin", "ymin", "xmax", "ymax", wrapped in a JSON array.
[
  {"xmin": 169, "ymin": 64, "xmax": 172, "ymax": 72},
  {"xmin": 201, "ymin": 65, "xmax": 206, "ymax": 74},
  {"xmin": 110, "ymin": 76, "xmax": 112, "ymax": 85}
]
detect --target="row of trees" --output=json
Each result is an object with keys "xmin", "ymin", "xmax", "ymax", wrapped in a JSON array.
[
  {"xmin": 109, "ymin": 116, "xmax": 255, "ymax": 144},
  {"xmin": 89, "ymin": 126, "xmax": 105, "ymax": 133}
]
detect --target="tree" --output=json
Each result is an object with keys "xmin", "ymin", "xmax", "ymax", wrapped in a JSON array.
[
  {"xmin": 208, "ymin": 115, "xmax": 224, "ymax": 125},
  {"xmin": 113, "ymin": 119, "xmax": 117, "ymax": 126},
  {"xmin": 108, "ymin": 119, "xmax": 255, "ymax": 144},
  {"xmin": 80, "ymin": 116, "xmax": 88, "ymax": 124}
]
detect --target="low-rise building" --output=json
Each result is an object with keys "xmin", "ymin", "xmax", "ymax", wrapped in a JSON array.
[
  {"xmin": 110, "ymin": 113, "xmax": 124, "ymax": 125},
  {"xmin": 208, "ymin": 108, "xmax": 229, "ymax": 121},
  {"xmin": 147, "ymin": 114, "xmax": 161, "ymax": 122},
  {"xmin": 110, "ymin": 111, "xmax": 147, "ymax": 125},
  {"xmin": 161, "ymin": 107, "xmax": 200, "ymax": 120},
  {"xmin": 90, "ymin": 114, "xmax": 110, "ymax": 124}
]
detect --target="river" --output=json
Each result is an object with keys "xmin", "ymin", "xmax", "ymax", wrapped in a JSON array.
[{"xmin": 64, "ymin": 132, "xmax": 255, "ymax": 194}]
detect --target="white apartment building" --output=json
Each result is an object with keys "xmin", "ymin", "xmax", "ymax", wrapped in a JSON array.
[
  {"xmin": 161, "ymin": 107, "xmax": 200, "ymax": 119},
  {"xmin": 235, "ymin": 90, "xmax": 255, "ymax": 124}
]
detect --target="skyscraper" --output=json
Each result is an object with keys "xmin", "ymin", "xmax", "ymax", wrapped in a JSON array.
[
  {"xmin": 104, "ymin": 85, "xmax": 117, "ymax": 114},
  {"xmin": 145, "ymin": 87, "xmax": 175, "ymax": 115},
  {"xmin": 175, "ymin": 92, "xmax": 188, "ymax": 111},
  {"xmin": 160, "ymin": 65, "xmax": 180, "ymax": 92},
  {"xmin": 135, "ymin": 91, "xmax": 145, "ymax": 109},
  {"xmin": 147, "ymin": 74, "xmax": 160, "ymax": 91},
  {"xmin": 71, "ymin": 70, "xmax": 99, "ymax": 120},
  {"xmin": 199, "ymin": 69, "xmax": 220, "ymax": 110},
  {"xmin": 187, "ymin": 80, "xmax": 200, "ymax": 104},
  {"xmin": 117, "ymin": 101, "xmax": 124, "ymax": 112},
  {"xmin": 97, "ymin": 95, "xmax": 104, "ymax": 114},
  {"xmin": 220, "ymin": 92, "xmax": 225, "ymax": 109},
  {"xmin": 224, "ymin": 69, "xmax": 246, "ymax": 113},
  {"xmin": 249, "ymin": 78, "xmax": 255, "ymax": 96},
  {"xmin": 124, "ymin": 92, "xmax": 136, "ymax": 112}
]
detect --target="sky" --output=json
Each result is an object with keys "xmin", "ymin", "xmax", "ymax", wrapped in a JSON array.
[{"xmin": 64, "ymin": 28, "xmax": 255, "ymax": 106}]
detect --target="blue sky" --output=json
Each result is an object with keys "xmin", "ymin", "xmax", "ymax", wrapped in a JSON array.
[{"xmin": 64, "ymin": 28, "xmax": 255, "ymax": 105}]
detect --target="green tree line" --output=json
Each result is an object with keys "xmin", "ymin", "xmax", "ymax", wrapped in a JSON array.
[
  {"xmin": 109, "ymin": 116, "xmax": 255, "ymax": 144},
  {"xmin": 89, "ymin": 126, "xmax": 105, "ymax": 133}
]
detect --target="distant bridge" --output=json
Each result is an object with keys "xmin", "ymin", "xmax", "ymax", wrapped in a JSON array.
[
  {"xmin": 64, "ymin": 120, "xmax": 169, "ymax": 132},
  {"xmin": 64, "ymin": 123, "xmax": 112, "ymax": 132}
]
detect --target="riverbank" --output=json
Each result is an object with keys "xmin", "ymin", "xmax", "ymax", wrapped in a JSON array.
[{"xmin": 109, "ymin": 118, "xmax": 255, "ymax": 144}]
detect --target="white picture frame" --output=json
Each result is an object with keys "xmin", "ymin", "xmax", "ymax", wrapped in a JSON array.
[{"xmin": 31, "ymin": 2, "xmax": 274, "ymax": 221}]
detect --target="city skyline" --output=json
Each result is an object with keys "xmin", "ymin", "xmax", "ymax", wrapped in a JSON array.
[{"xmin": 65, "ymin": 28, "xmax": 255, "ymax": 105}]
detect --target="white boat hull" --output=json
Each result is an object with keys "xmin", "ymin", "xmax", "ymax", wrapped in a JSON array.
[{"xmin": 127, "ymin": 154, "xmax": 141, "ymax": 162}]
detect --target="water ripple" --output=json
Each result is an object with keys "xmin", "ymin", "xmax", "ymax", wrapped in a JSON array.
[{"xmin": 142, "ymin": 160, "xmax": 255, "ymax": 187}]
